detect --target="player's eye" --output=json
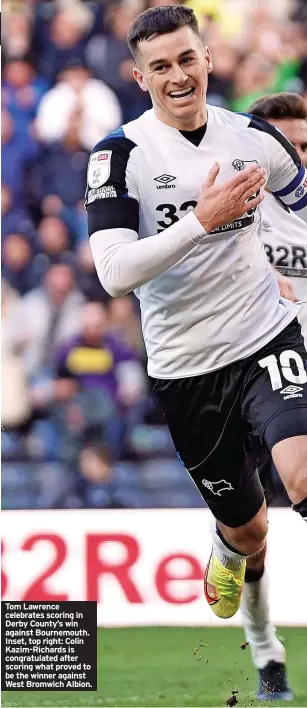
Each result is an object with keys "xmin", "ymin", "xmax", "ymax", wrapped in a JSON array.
[
  {"xmin": 181, "ymin": 56, "xmax": 193, "ymax": 64},
  {"xmin": 155, "ymin": 64, "xmax": 168, "ymax": 72}
]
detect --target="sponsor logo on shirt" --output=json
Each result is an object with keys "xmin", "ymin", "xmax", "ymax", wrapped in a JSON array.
[
  {"xmin": 154, "ymin": 174, "xmax": 176, "ymax": 189},
  {"xmin": 86, "ymin": 186, "xmax": 117, "ymax": 203},
  {"xmin": 210, "ymin": 215, "xmax": 255, "ymax": 233},
  {"xmin": 88, "ymin": 150, "xmax": 112, "ymax": 188}
]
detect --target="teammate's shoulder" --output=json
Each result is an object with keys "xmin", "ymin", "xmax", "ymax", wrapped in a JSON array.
[{"xmin": 90, "ymin": 110, "xmax": 154, "ymax": 157}]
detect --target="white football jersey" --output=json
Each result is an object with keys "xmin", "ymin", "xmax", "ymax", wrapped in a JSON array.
[
  {"xmin": 260, "ymin": 191, "xmax": 307, "ymax": 343},
  {"xmin": 86, "ymin": 105, "xmax": 307, "ymax": 378}
]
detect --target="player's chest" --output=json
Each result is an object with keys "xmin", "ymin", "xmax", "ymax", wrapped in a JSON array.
[{"xmin": 136, "ymin": 137, "xmax": 264, "ymax": 234}]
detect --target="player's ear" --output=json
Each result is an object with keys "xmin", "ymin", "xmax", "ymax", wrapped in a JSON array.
[
  {"xmin": 133, "ymin": 67, "xmax": 148, "ymax": 92},
  {"xmin": 204, "ymin": 46, "xmax": 213, "ymax": 74}
]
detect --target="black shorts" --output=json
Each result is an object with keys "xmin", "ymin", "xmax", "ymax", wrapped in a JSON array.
[{"xmin": 151, "ymin": 318, "xmax": 307, "ymax": 528}]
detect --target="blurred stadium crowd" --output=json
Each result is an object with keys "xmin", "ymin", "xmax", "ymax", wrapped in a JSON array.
[{"xmin": 2, "ymin": 0, "xmax": 307, "ymax": 510}]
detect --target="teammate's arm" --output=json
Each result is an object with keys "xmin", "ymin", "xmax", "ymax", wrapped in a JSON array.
[
  {"xmin": 87, "ymin": 139, "xmax": 265, "ymax": 297},
  {"xmin": 273, "ymin": 268, "xmax": 298, "ymax": 302},
  {"xmin": 249, "ymin": 116, "xmax": 307, "ymax": 223}
]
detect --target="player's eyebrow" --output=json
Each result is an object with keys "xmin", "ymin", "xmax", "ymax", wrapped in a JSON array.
[{"xmin": 148, "ymin": 49, "xmax": 195, "ymax": 69}]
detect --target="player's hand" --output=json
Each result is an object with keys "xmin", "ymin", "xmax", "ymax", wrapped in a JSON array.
[
  {"xmin": 194, "ymin": 162, "xmax": 266, "ymax": 233},
  {"xmin": 274, "ymin": 269, "xmax": 299, "ymax": 302}
]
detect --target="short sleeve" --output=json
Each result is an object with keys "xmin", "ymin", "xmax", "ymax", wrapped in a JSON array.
[{"xmin": 85, "ymin": 129, "xmax": 139, "ymax": 236}]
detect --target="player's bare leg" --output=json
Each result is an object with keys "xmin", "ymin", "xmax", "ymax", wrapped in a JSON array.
[
  {"xmin": 272, "ymin": 435, "xmax": 307, "ymax": 518},
  {"xmin": 205, "ymin": 503, "xmax": 268, "ymax": 619},
  {"xmin": 241, "ymin": 542, "xmax": 293, "ymax": 701}
]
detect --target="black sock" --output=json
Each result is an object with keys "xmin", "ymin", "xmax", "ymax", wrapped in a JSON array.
[{"xmin": 244, "ymin": 565, "xmax": 265, "ymax": 583}]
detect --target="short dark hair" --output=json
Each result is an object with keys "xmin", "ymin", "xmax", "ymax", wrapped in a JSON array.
[
  {"xmin": 127, "ymin": 5, "xmax": 200, "ymax": 59},
  {"xmin": 248, "ymin": 92, "xmax": 307, "ymax": 121}
]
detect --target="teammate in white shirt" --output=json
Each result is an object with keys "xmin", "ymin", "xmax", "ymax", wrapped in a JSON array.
[
  {"xmin": 236, "ymin": 92, "xmax": 307, "ymax": 701},
  {"xmin": 86, "ymin": 2, "xmax": 307, "ymax": 649}
]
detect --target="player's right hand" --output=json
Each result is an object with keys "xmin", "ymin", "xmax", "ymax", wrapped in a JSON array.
[{"xmin": 194, "ymin": 162, "xmax": 266, "ymax": 233}]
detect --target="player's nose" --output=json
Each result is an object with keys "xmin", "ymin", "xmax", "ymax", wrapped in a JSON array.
[{"xmin": 169, "ymin": 64, "xmax": 188, "ymax": 85}]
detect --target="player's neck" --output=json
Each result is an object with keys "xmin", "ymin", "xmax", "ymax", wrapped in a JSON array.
[{"xmin": 154, "ymin": 105, "xmax": 207, "ymax": 132}]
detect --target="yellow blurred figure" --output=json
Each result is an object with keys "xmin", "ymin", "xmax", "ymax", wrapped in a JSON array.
[{"xmin": 185, "ymin": 0, "xmax": 243, "ymax": 38}]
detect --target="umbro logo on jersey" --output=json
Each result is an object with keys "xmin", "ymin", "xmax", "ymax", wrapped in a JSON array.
[
  {"xmin": 280, "ymin": 385, "xmax": 304, "ymax": 400},
  {"xmin": 154, "ymin": 174, "xmax": 176, "ymax": 189}
]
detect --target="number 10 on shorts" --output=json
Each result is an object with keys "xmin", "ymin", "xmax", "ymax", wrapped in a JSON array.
[{"xmin": 259, "ymin": 349, "xmax": 307, "ymax": 390}]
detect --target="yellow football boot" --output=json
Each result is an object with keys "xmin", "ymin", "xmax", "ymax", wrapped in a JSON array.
[{"xmin": 204, "ymin": 549, "xmax": 246, "ymax": 619}]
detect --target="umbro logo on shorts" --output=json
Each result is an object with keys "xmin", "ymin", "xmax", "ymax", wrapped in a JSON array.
[
  {"xmin": 154, "ymin": 174, "xmax": 176, "ymax": 189},
  {"xmin": 280, "ymin": 385, "xmax": 304, "ymax": 400},
  {"xmin": 202, "ymin": 479, "xmax": 234, "ymax": 496}
]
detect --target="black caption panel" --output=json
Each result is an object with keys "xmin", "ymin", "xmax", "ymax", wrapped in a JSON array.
[{"xmin": 1, "ymin": 601, "xmax": 97, "ymax": 691}]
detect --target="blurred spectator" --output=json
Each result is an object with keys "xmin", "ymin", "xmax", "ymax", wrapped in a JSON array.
[
  {"xmin": 85, "ymin": 1, "xmax": 151, "ymax": 123},
  {"xmin": 32, "ymin": 217, "xmax": 76, "ymax": 283},
  {"xmin": 230, "ymin": 53, "xmax": 277, "ymax": 112},
  {"xmin": 207, "ymin": 42, "xmax": 238, "ymax": 107},
  {"xmin": 29, "ymin": 107, "xmax": 90, "ymax": 244},
  {"xmin": 1, "ymin": 184, "xmax": 35, "ymax": 241},
  {"xmin": 2, "ymin": 57, "xmax": 49, "ymax": 135},
  {"xmin": 2, "ymin": 108, "xmax": 40, "ymax": 210},
  {"xmin": 55, "ymin": 301, "xmax": 146, "ymax": 409},
  {"xmin": 38, "ymin": 108, "xmax": 89, "ymax": 208},
  {"xmin": 2, "ymin": 233, "xmax": 37, "ymax": 295},
  {"xmin": 2, "ymin": 8, "xmax": 32, "ymax": 60},
  {"xmin": 76, "ymin": 443, "xmax": 116, "ymax": 507},
  {"xmin": 77, "ymin": 242, "xmax": 111, "ymax": 303},
  {"xmin": 11, "ymin": 264, "xmax": 84, "ymax": 379},
  {"xmin": 35, "ymin": 62, "xmax": 122, "ymax": 151},
  {"xmin": 1, "ymin": 281, "xmax": 32, "ymax": 430},
  {"xmin": 34, "ymin": 6, "xmax": 94, "ymax": 83},
  {"xmin": 76, "ymin": 443, "xmax": 142, "ymax": 508},
  {"xmin": 108, "ymin": 296, "xmax": 145, "ymax": 358}
]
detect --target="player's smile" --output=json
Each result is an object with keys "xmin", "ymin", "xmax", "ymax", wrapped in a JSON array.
[{"xmin": 168, "ymin": 86, "xmax": 195, "ymax": 103}]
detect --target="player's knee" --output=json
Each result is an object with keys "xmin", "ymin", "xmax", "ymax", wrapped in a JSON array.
[
  {"xmin": 226, "ymin": 509, "xmax": 268, "ymax": 556},
  {"xmin": 238, "ymin": 525, "xmax": 267, "ymax": 556},
  {"xmin": 285, "ymin": 463, "xmax": 307, "ymax": 503},
  {"xmin": 273, "ymin": 436, "xmax": 307, "ymax": 503}
]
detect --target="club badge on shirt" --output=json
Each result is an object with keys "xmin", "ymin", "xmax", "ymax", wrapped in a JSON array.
[{"xmin": 87, "ymin": 150, "xmax": 112, "ymax": 188}]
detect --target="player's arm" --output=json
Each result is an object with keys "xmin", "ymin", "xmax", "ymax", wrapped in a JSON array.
[
  {"xmin": 87, "ymin": 137, "xmax": 265, "ymax": 297},
  {"xmin": 249, "ymin": 116, "xmax": 307, "ymax": 223},
  {"xmin": 273, "ymin": 268, "xmax": 298, "ymax": 302},
  {"xmin": 86, "ymin": 137, "xmax": 210, "ymax": 297}
]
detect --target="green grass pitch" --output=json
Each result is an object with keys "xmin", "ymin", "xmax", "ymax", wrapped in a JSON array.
[{"xmin": 2, "ymin": 627, "xmax": 307, "ymax": 707}]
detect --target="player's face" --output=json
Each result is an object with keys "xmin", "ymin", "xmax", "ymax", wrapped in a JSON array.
[
  {"xmin": 269, "ymin": 118, "xmax": 307, "ymax": 166},
  {"xmin": 133, "ymin": 26, "xmax": 212, "ymax": 130}
]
